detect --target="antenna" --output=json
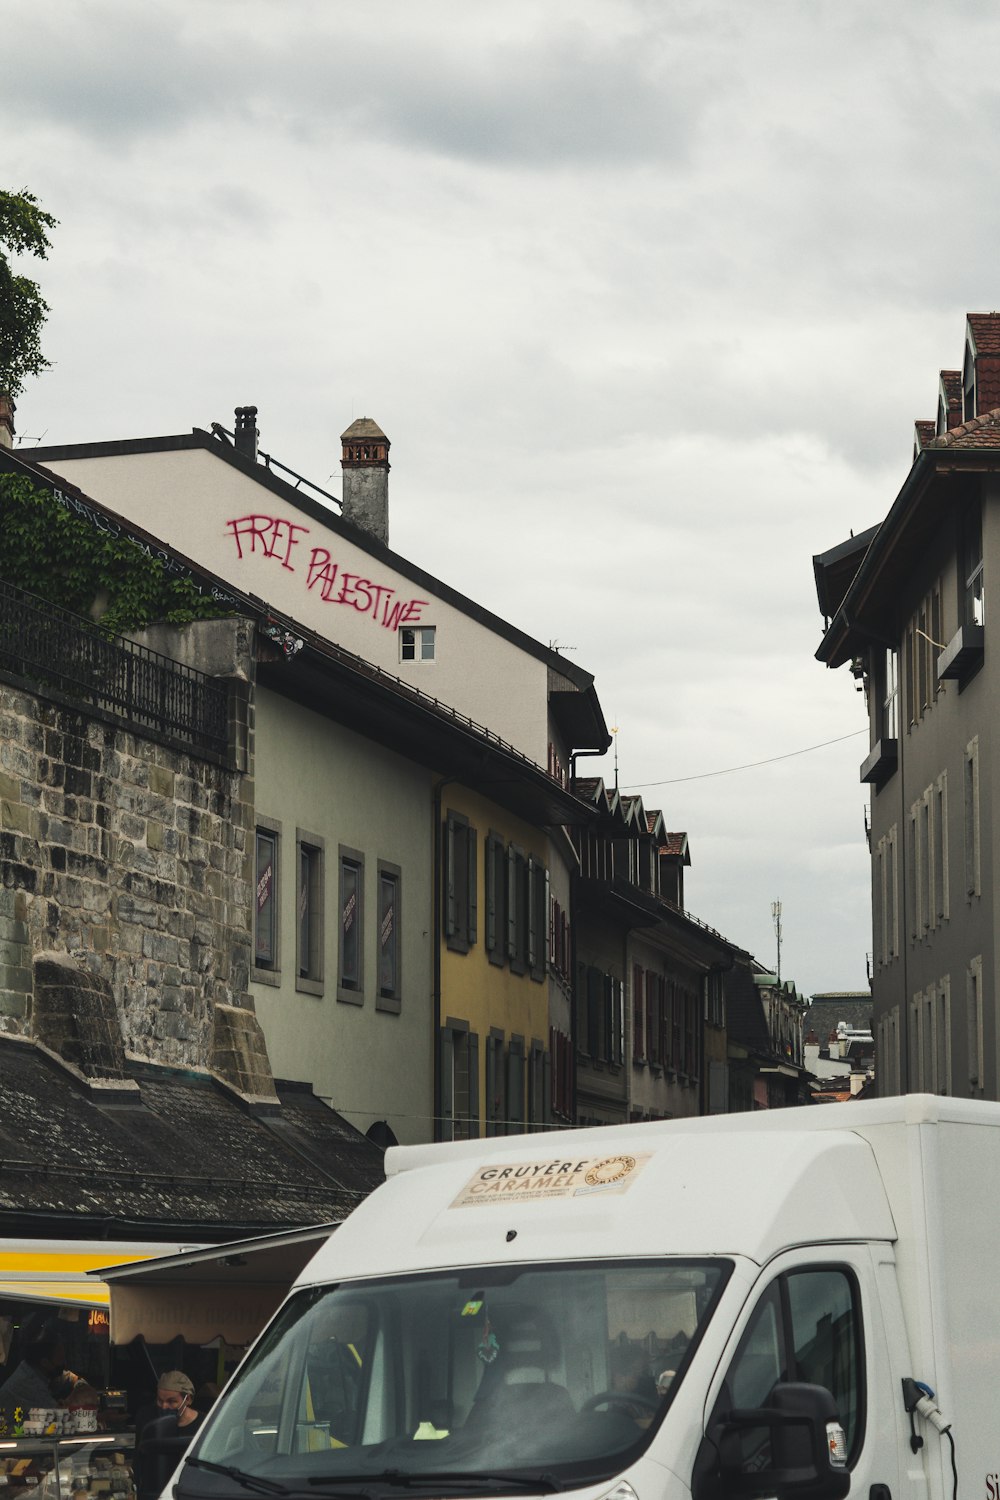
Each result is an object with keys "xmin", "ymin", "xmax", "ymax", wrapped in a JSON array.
[
  {"xmin": 771, "ymin": 901, "xmax": 782, "ymax": 983},
  {"xmin": 611, "ymin": 722, "xmax": 620, "ymax": 791}
]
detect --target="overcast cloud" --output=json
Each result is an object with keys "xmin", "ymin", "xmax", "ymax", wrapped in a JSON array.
[{"xmin": 6, "ymin": 0, "xmax": 999, "ymax": 997}]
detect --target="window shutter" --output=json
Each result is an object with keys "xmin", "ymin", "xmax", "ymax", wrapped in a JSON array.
[
  {"xmin": 486, "ymin": 836, "xmax": 497, "ymax": 955},
  {"xmin": 438, "ymin": 1027, "xmax": 454, "ymax": 1141},
  {"xmin": 543, "ymin": 1047, "xmax": 552, "ymax": 1125},
  {"xmin": 506, "ymin": 845, "xmax": 517, "ymax": 960},
  {"xmin": 468, "ymin": 1031, "xmax": 480, "ymax": 1136},
  {"xmin": 527, "ymin": 858, "xmax": 538, "ymax": 973},
  {"xmin": 467, "ymin": 826, "xmax": 478, "ymax": 946},
  {"xmin": 444, "ymin": 816, "xmax": 457, "ymax": 939}
]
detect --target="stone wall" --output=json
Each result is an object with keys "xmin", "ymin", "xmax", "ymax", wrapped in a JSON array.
[{"xmin": 0, "ymin": 624, "xmax": 263, "ymax": 1078}]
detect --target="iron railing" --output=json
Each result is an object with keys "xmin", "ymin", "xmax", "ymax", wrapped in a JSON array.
[{"xmin": 0, "ymin": 579, "xmax": 230, "ymax": 762}]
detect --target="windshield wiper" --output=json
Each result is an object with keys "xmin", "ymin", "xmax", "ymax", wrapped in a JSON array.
[
  {"xmin": 184, "ymin": 1457, "xmax": 294, "ymax": 1496},
  {"xmin": 308, "ymin": 1471, "xmax": 564, "ymax": 1494}
]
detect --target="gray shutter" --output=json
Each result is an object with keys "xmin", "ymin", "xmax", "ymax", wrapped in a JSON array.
[
  {"xmin": 506, "ymin": 845, "xmax": 517, "ymax": 960},
  {"xmin": 439, "ymin": 1026, "xmax": 454, "ymax": 1141},
  {"xmin": 444, "ymin": 816, "xmax": 457, "ymax": 939},
  {"xmin": 467, "ymin": 826, "xmax": 478, "ymax": 946},
  {"xmin": 468, "ymin": 1031, "xmax": 480, "ymax": 1137},
  {"xmin": 485, "ymin": 836, "xmax": 497, "ymax": 955},
  {"xmin": 527, "ymin": 858, "xmax": 538, "ymax": 973}
]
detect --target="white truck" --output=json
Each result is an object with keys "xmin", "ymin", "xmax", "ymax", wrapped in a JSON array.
[{"xmin": 169, "ymin": 1095, "xmax": 999, "ymax": 1500}]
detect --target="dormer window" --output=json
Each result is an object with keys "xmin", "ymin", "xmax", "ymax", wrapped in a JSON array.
[
  {"xmin": 936, "ymin": 395, "xmax": 948, "ymax": 438},
  {"xmin": 963, "ymin": 340, "xmax": 976, "ymax": 422}
]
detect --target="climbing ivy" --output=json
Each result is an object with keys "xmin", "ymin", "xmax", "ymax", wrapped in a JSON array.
[{"xmin": 0, "ymin": 472, "xmax": 234, "ymax": 635}]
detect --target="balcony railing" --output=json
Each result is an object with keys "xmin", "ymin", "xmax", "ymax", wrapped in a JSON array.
[{"xmin": 0, "ymin": 579, "xmax": 230, "ymax": 763}]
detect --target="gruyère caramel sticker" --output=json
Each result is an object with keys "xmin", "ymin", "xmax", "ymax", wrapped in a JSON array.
[{"xmin": 450, "ymin": 1152, "xmax": 651, "ymax": 1207}]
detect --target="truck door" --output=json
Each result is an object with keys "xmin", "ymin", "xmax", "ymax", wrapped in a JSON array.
[{"xmin": 693, "ymin": 1247, "xmax": 903, "ymax": 1500}]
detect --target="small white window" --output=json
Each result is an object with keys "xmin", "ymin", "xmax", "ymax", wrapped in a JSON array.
[{"xmin": 399, "ymin": 625, "xmax": 436, "ymax": 662}]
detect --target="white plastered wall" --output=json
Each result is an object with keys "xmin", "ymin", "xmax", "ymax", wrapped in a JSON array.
[
  {"xmin": 252, "ymin": 684, "xmax": 435, "ymax": 1146},
  {"xmin": 41, "ymin": 447, "xmax": 551, "ymax": 764}
]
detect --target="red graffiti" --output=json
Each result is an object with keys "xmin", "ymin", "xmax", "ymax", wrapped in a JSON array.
[
  {"xmin": 225, "ymin": 516, "xmax": 429, "ymax": 631},
  {"xmin": 226, "ymin": 513, "xmax": 308, "ymax": 570}
]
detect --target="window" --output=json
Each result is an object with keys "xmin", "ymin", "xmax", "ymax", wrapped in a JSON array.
[
  {"xmin": 485, "ymin": 1030, "xmax": 507, "ymax": 1136},
  {"xmin": 881, "ymin": 648, "xmax": 898, "ymax": 738},
  {"xmin": 440, "ymin": 1020, "xmax": 478, "ymax": 1141},
  {"xmin": 527, "ymin": 857, "xmax": 548, "ymax": 982},
  {"xmin": 338, "ymin": 847, "xmax": 364, "ymax": 1002},
  {"xmin": 905, "ymin": 581, "xmax": 942, "ymax": 724},
  {"xmin": 963, "ymin": 504, "xmax": 984, "ymax": 626},
  {"xmin": 444, "ymin": 812, "xmax": 477, "ymax": 953},
  {"xmin": 633, "ymin": 966, "xmax": 646, "ymax": 1062},
  {"xmin": 549, "ymin": 1027, "xmax": 574, "ymax": 1122},
  {"xmin": 506, "ymin": 845, "xmax": 528, "ymax": 974},
  {"xmin": 933, "ymin": 774, "xmax": 948, "ymax": 924},
  {"xmin": 485, "ymin": 832, "xmax": 506, "ymax": 967},
  {"xmin": 549, "ymin": 896, "xmax": 570, "ymax": 986},
  {"xmin": 874, "ymin": 826, "xmax": 900, "ymax": 967},
  {"xmin": 296, "ymin": 831, "xmax": 324, "ymax": 994},
  {"xmin": 377, "ymin": 862, "xmax": 401, "ymax": 1012},
  {"xmin": 968, "ymin": 956, "xmax": 984, "ymax": 1091},
  {"xmin": 965, "ymin": 737, "xmax": 981, "ymax": 898},
  {"xmin": 528, "ymin": 1039, "xmax": 548, "ymax": 1129},
  {"xmin": 963, "ymin": 338, "xmax": 976, "ymax": 422},
  {"xmin": 647, "ymin": 971, "xmax": 660, "ymax": 1067},
  {"xmin": 934, "ymin": 977, "xmax": 951, "ymax": 1095},
  {"xmin": 877, "ymin": 1006, "xmax": 900, "ymax": 1095},
  {"xmin": 506, "ymin": 1034, "xmax": 526, "ymax": 1132},
  {"xmin": 254, "ymin": 821, "xmax": 280, "ymax": 981},
  {"xmin": 399, "ymin": 625, "xmax": 436, "ymax": 662},
  {"xmin": 714, "ymin": 1266, "xmax": 863, "ymax": 1468},
  {"xmin": 705, "ymin": 968, "xmax": 725, "ymax": 1028}
]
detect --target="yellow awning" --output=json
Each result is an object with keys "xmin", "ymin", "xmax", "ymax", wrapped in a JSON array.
[
  {"xmin": 0, "ymin": 1247, "xmax": 160, "ymax": 1310},
  {"xmin": 0, "ymin": 1279, "xmax": 109, "ymax": 1308}
]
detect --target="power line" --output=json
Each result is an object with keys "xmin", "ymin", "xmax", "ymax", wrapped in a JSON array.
[{"xmin": 622, "ymin": 728, "xmax": 867, "ymax": 790}]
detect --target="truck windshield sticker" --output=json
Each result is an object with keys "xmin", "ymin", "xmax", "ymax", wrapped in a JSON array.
[{"xmin": 450, "ymin": 1153, "xmax": 651, "ymax": 1208}]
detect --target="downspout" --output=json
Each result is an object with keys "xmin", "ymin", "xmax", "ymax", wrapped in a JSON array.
[{"xmin": 431, "ymin": 777, "xmax": 455, "ymax": 1142}]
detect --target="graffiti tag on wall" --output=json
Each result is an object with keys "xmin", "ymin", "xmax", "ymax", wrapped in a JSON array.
[{"xmin": 225, "ymin": 514, "xmax": 429, "ymax": 630}]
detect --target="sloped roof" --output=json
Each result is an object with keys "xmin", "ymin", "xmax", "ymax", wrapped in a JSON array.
[
  {"xmin": 660, "ymin": 832, "xmax": 689, "ymax": 859},
  {"xmin": 340, "ymin": 418, "xmax": 388, "ymax": 442},
  {"xmin": 913, "ymin": 419, "xmax": 935, "ymax": 450},
  {"xmin": 940, "ymin": 369, "xmax": 961, "ymax": 401},
  {"xmin": 928, "ymin": 405, "xmax": 1000, "ymax": 448},
  {"xmin": 967, "ymin": 313, "xmax": 1000, "ymax": 354},
  {"xmin": 0, "ymin": 1040, "xmax": 385, "ymax": 1240}
]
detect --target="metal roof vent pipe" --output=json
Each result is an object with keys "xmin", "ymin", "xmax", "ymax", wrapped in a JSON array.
[{"xmin": 234, "ymin": 405, "xmax": 259, "ymax": 462}]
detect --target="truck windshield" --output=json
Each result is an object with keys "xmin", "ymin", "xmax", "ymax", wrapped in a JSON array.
[{"xmin": 180, "ymin": 1259, "xmax": 730, "ymax": 1497}]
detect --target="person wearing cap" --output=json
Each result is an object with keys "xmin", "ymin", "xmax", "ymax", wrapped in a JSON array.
[{"xmin": 135, "ymin": 1373, "xmax": 205, "ymax": 1500}]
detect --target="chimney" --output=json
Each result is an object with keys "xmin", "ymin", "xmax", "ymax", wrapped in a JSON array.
[
  {"xmin": 234, "ymin": 405, "xmax": 259, "ymax": 462},
  {"xmin": 340, "ymin": 418, "xmax": 390, "ymax": 544},
  {"xmin": 0, "ymin": 392, "xmax": 14, "ymax": 450}
]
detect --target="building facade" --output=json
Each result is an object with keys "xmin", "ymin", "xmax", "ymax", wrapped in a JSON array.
[{"xmin": 815, "ymin": 313, "xmax": 1000, "ymax": 1099}]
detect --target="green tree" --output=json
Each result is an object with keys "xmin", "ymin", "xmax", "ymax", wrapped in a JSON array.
[{"xmin": 0, "ymin": 187, "xmax": 57, "ymax": 402}]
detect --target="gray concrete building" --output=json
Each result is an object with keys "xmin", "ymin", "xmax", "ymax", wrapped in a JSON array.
[{"xmin": 814, "ymin": 313, "xmax": 1000, "ymax": 1099}]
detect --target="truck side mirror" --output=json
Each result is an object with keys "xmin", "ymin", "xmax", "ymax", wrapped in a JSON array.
[{"xmin": 698, "ymin": 1381, "xmax": 850, "ymax": 1500}]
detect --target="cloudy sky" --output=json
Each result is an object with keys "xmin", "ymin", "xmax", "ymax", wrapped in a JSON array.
[{"xmin": 5, "ymin": 0, "xmax": 998, "ymax": 999}]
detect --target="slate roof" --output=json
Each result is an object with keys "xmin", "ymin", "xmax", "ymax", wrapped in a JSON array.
[
  {"xmin": 928, "ymin": 406, "xmax": 1000, "ymax": 448},
  {"xmin": 0, "ymin": 1040, "xmax": 385, "ymax": 1240},
  {"xmin": 724, "ymin": 964, "xmax": 771, "ymax": 1054}
]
